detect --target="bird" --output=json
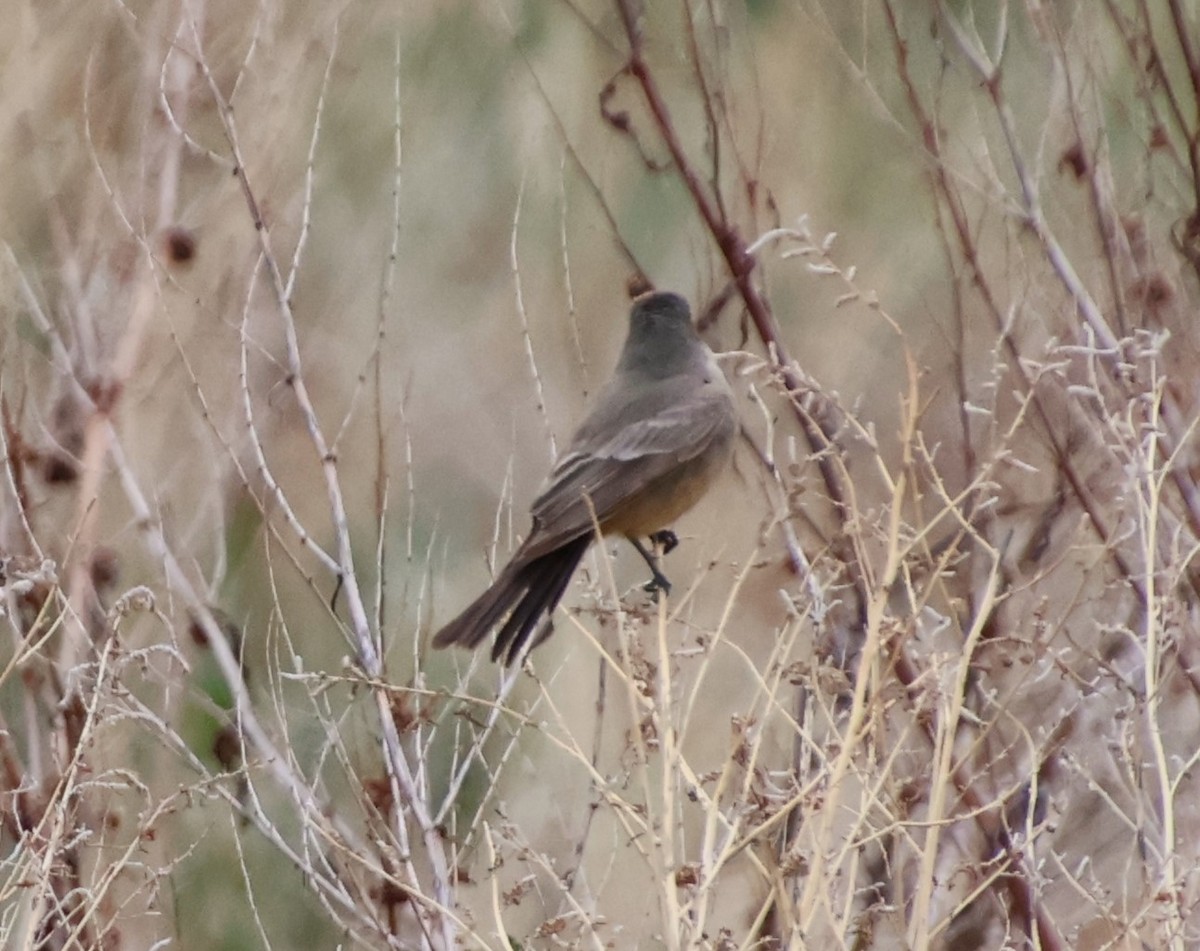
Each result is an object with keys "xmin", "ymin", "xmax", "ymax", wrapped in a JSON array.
[{"xmin": 432, "ymin": 290, "xmax": 737, "ymax": 664}]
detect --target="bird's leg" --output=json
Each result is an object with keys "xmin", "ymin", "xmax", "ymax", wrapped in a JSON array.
[{"xmin": 630, "ymin": 535, "xmax": 673, "ymax": 596}]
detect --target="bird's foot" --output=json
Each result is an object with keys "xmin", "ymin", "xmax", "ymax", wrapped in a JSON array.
[
  {"xmin": 629, "ymin": 535, "xmax": 674, "ymax": 599},
  {"xmin": 642, "ymin": 567, "xmax": 672, "ymax": 598}
]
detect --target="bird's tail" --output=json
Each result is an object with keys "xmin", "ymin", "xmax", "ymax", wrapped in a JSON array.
[{"xmin": 432, "ymin": 535, "xmax": 591, "ymax": 665}]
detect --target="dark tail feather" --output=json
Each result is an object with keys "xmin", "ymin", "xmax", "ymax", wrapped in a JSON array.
[
  {"xmin": 432, "ymin": 561, "xmax": 523, "ymax": 652},
  {"xmin": 492, "ymin": 536, "xmax": 589, "ymax": 664},
  {"xmin": 432, "ymin": 535, "xmax": 591, "ymax": 665}
]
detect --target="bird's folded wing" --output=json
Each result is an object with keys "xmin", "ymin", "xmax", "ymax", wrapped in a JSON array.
[{"xmin": 517, "ymin": 389, "xmax": 733, "ymax": 560}]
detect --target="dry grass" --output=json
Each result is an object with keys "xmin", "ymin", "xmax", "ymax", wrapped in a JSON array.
[{"xmin": 2, "ymin": 1, "xmax": 1199, "ymax": 949}]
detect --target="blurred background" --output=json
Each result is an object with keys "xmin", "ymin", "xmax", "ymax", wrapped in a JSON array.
[{"xmin": 3, "ymin": 1, "xmax": 1200, "ymax": 948}]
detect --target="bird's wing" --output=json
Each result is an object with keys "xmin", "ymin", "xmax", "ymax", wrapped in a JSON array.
[{"xmin": 517, "ymin": 385, "xmax": 734, "ymax": 561}]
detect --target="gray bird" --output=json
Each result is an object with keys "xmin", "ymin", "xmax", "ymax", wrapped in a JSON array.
[{"xmin": 433, "ymin": 291, "xmax": 737, "ymax": 664}]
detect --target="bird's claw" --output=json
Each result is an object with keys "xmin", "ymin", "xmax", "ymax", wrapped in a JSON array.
[{"xmin": 643, "ymin": 569, "xmax": 672, "ymax": 599}]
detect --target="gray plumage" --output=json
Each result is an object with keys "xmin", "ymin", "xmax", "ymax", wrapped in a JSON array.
[{"xmin": 433, "ymin": 291, "xmax": 736, "ymax": 664}]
